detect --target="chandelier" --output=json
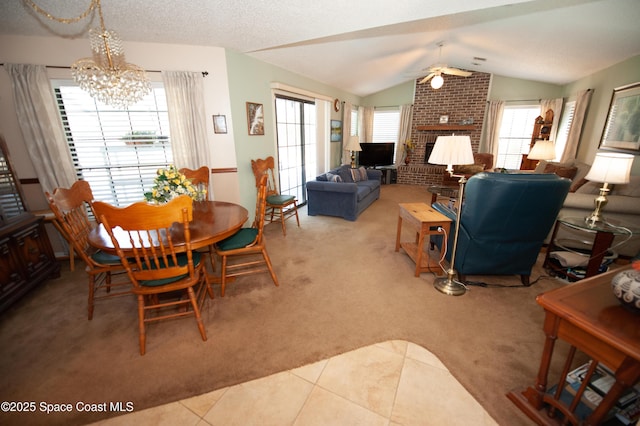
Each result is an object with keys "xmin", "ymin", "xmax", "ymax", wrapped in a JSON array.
[{"xmin": 25, "ymin": 0, "xmax": 151, "ymax": 108}]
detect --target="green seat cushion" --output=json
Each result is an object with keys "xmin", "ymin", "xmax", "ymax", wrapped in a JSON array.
[
  {"xmin": 216, "ymin": 228, "xmax": 258, "ymax": 251},
  {"xmin": 267, "ymin": 194, "xmax": 295, "ymax": 205},
  {"xmin": 91, "ymin": 250, "xmax": 122, "ymax": 265},
  {"xmin": 139, "ymin": 251, "xmax": 202, "ymax": 287}
]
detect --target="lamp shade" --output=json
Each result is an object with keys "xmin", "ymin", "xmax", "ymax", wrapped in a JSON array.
[
  {"xmin": 527, "ymin": 140, "xmax": 556, "ymax": 161},
  {"xmin": 430, "ymin": 74, "xmax": 444, "ymax": 89},
  {"xmin": 585, "ymin": 152, "xmax": 633, "ymax": 184},
  {"xmin": 344, "ymin": 135, "xmax": 361, "ymax": 151},
  {"xmin": 428, "ymin": 135, "xmax": 474, "ymax": 171}
]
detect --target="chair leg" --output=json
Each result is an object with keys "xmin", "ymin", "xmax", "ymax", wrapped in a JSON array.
[
  {"xmin": 88, "ymin": 275, "xmax": 96, "ymax": 320},
  {"xmin": 280, "ymin": 206, "xmax": 287, "ymax": 236},
  {"xmin": 137, "ymin": 295, "xmax": 147, "ymax": 356},
  {"xmin": 262, "ymin": 248, "xmax": 279, "ymax": 287},
  {"xmin": 293, "ymin": 200, "xmax": 300, "ymax": 228},
  {"xmin": 520, "ymin": 275, "xmax": 531, "ymax": 286},
  {"xmin": 220, "ymin": 255, "xmax": 228, "ymax": 297},
  {"xmin": 187, "ymin": 287, "xmax": 207, "ymax": 341}
]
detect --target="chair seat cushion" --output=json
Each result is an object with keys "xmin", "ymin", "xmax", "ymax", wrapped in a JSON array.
[
  {"xmin": 267, "ymin": 194, "xmax": 295, "ymax": 205},
  {"xmin": 140, "ymin": 252, "xmax": 202, "ymax": 287},
  {"xmin": 217, "ymin": 228, "xmax": 258, "ymax": 251},
  {"xmin": 91, "ymin": 250, "xmax": 122, "ymax": 265}
]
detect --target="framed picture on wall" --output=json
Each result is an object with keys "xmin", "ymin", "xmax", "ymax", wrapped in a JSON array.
[
  {"xmin": 330, "ymin": 120, "xmax": 342, "ymax": 142},
  {"xmin": 213, "ymin": 115, "xmax": 227, "ymax": 134},
  {"xmin": 246, "ymin": 102, "xmax": 264, "ymax": 135},
  {"xmin": 599, "ymin": 82, "xmax": 640, "ymax": 154}
]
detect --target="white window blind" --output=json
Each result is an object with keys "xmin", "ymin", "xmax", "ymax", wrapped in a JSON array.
[
  {"xmin": 496, "ymin": 106, "xmax": 540, "ymax": 169},
  {"xmin": 54, "ymin": 83, "xmax": 172, "ymax": 207},
  {"xmin": 554, "ymin": 101, "xmax": 576, "ymax": 160},
  {"xmin": 350, "ymin": 109, "xmax": 358, "ymax": 137},
  {"xmin": 372, "ymin": 109, "xmax": 400, "ymax": 143},
  {"xmin": 0, "ymin": 141, "xmax": 25, "ymax": 222}
]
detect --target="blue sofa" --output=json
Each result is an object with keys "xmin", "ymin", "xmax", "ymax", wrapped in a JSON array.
[
  {"xmin": 431, "ymin": 172, "xmax": 571, "ymax": 285},
  {"xmin": 306, "ymin": 165, "xmax": 382, "ymax": 221}
]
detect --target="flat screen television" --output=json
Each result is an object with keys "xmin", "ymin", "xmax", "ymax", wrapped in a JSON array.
[{"xmin": 358, "ymin": 142, "xmax": 395, "ymax": 168}]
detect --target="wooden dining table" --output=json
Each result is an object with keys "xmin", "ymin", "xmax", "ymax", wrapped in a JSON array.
[{"xmin": 88, "ymin": 200, "xmax": 249, "ymax": 254}]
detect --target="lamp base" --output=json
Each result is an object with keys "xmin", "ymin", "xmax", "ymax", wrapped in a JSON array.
[{"xmin": 433, "ymin": 276, "xmax": 467, "ymax": 296}]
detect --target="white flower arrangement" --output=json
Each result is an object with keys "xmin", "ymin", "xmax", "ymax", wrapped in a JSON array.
[{"xmin": 144, "ymin": 165, "xmax": 206, "ymax": 204}]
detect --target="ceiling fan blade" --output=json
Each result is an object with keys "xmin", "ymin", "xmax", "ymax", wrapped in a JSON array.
[
  {"xmin": 442, "ymin": 67, "xmax": 472, "ymax": 77},
  {"xmin": 419, "ymin": 73, "xmax": 436, "ymax": 84}
]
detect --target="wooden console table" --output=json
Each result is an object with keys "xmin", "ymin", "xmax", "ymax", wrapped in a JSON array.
[
  {"xmin": 395, "ymin": 203, "xmax": 451, "ymax": 277},
  {"xmin": 507, "ymin": 265, "xmax": 640, "ymax": 425}
]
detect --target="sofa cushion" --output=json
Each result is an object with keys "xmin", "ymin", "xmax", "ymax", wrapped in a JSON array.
[
  {"xmin": 611, "ymin": 175, "xmax": 640, "ymax": 196},
  {"xmin": 454, "ymin": 164, "xmax": 484, "ymax": 175},
  {"xmin": 575, "ymin": 180, "xmax": 602, "ymax": 195},
  {"xmin": 350, "ymin": 166, "xmax": 368, "ymax": 182},
  {"xmin": 337, "ymin": 165, "xmax": 354, "ymax": 183}
]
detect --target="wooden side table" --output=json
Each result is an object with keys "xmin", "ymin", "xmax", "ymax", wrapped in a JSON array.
[
  {"xmin": 395, "ymin": 203, "xmax": 451, "ymax": 277},
  {"xmin": 507, "ymin": 265, "xmax": 640, "ymax": 425}
]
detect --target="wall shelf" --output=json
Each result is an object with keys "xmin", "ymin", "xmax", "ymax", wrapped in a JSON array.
[{"xmin": 416, "ymin": 125, "xmax": 476, "ymax": 131}]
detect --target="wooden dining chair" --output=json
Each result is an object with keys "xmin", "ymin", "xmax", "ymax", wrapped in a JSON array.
[
  {"xmin": 92, "ymin": 195, "xmax": 210, "ymax": 355},
  {"xmin": 179, "ymin": 166, "xmax": 210, "ymax": 201},
  {"xmin": 179, "ymin": 166, "xmax": 215, "ymax": 271},
  {"xmin": 214, "ymin": 174, "xmax": 279, "ymax": 296},
  {"xmin": 251, "ymin": 156, "xmax": 300, "ymax": 236},
  {"xmin": 46, "ymin": 180, "xmax": 131, "ymax": 320}
]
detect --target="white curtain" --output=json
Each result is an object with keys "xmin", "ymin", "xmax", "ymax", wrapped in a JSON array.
[
  {"xmin": 540, "ymin": 98, "xmax": 563, "ymax": 143},
  {"xmin": 395, "ymin": 104, "xmax": 413, "ymax": 165},
  {"xmin": 361, "ymin": 106, "xmax": 374, "ymax": 143},
  {"xmin": 161, "ymin": 71, "xmax": 210, "ymax": 171},
  {"xmin": 4, "ymin": 63, "xmax": 77, "ymax": 195},
  {"xmin": 560, "ymin": 89, "xmax": 592, "ymax": 162},
  {"xmin": 341, "ymin": 102, "xmax": 353, "ymax": 165},
  {"xmin": 485, "ymin": 100, "xmax": 505, "ymax": 162}
]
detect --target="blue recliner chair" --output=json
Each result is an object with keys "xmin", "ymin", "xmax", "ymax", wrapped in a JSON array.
[{"xmin": 431, "ymin": 172, "xmax": 571, "ymax": 285}]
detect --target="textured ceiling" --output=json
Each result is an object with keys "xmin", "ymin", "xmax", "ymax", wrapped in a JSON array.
[{"xmin": 1, "ymin": 0, "xmax": 639, "ymax": 96}]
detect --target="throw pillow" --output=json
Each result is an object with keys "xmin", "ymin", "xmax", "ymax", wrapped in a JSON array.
[
  {"xmin": 543, "ymin": 163, "xmax": 578, "ymax": 180},
  {"xmin": 316, "ymin": 174, "xmax": 328, "ymax": 181},
  {"xmin": 453, "ymin": 164, "xmax": 484, "ymax": 175},
  {"xmin": 337, "ymin": 165, "xmax": 354, "ymax": 183},
  {"xmin": 350, "ymin": 166, "xmax": 368, "ymax": 182},
  {"xmin": 325, "ymin": 172, "xmax": 342, "ymax": 183}
]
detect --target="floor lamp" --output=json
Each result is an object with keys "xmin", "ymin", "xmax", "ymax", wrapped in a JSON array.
[{"xmin": 427, "ymin": 135, "xmax": 474, "ymax": 296}]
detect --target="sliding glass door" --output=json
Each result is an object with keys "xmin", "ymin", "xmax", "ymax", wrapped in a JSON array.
[{"xmin": 274, "ymin": 95, "xmax": 316, "ymax": 205}]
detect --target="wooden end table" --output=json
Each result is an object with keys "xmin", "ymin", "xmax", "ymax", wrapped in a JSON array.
[
  {"xmin": 507, "ymin": 265, "xmax": 640, "ymax": 425},
  {"xmin": 395, "ymin": 203, "xmax": 451, "ymax": 277}
]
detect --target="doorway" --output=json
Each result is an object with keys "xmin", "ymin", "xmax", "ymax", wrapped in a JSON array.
[{"xmin": 274, "ymin": 95, "xmax": 316, "ymax": 205}]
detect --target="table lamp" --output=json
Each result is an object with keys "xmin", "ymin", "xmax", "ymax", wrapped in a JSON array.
[
  {"xmin": 344, "ymin": 135, "xmax": 362, "ymax": 168},
  {"xmin": 428, "ymin": 135, "xmax": 474, "ymax": 296},
  {"xmin": 584, "ymin": 152, "xmax": 633, "ymax": 227},
  {"xmin": 527, "ymin": 139, "xmax": 556, "ymax": 165}
]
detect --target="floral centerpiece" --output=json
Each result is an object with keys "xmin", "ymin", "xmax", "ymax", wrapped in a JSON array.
[
  {"xmin": 144, "ymin": 165, "xmax": 206, "ymax": 204},
  {"xmin": 403, "ymin": 139, "xmax": 415, "ymax": 164}
]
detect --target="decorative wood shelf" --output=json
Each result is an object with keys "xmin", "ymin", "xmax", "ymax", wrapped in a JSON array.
[{"xmin": 416, "ymin": 125, "xmax": 476, "ymax": 131}]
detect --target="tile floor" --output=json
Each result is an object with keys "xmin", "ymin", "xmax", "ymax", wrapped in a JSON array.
[{"xmin": 91, "ymin": 340, "xmax": 497, "ymax": 425}]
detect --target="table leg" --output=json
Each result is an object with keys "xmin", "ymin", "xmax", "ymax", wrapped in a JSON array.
[
  {"xmin": 395, "ymin": 215, "xmax": 402, "ymax": 252},
  {"xmin": 414, "ymin": 228, "xmax": 425, "ymax": 277},
  {"xmin": 585, "ymin": 231, "xmax": 615, "ymax": 278}
]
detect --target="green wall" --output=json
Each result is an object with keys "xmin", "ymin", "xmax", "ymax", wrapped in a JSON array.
[{"xmin": 225, "ymin": 49, "xmax": 362, "ymax": 213}]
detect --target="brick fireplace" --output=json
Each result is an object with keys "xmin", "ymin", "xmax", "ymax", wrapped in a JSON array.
[{"xmin": 397, "ymin": 71, "xmax": 491, "ymax": 186}]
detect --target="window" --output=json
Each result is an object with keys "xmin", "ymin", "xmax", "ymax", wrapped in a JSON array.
[
  {"xmin": 350, "ymin": 108, "xmax": 358, "ymax": 137},
  {"xmin": 554, "ymin": 101, "xmax": 576, "ymax": 160},
  {"xmin": 495, "ymin": 106, "xmax": 540, "ymax": 169},
  {"xmin": 372, "ymin": 108, "xmax": 400, "ymax": 143},
  {"xmin": 54, "ymin": 83, "xmax": 171, "ymax": 207}
]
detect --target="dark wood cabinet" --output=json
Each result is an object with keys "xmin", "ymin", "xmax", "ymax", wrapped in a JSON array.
[{"xmin": 0, "ymin": 213, "xmax": 60, "ymax": 313}]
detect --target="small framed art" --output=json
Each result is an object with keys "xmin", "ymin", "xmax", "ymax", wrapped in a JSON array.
[
  {"xmin": 213, "ymin": 115, "xmax": 227, "ymax": 134},
  {"xmin": 246, "ymin": 102, "xmax": 264, "ymax": 135},
  {"xmin": 330, "ymin": 120, "xmax": 342, "ymax": 142}
]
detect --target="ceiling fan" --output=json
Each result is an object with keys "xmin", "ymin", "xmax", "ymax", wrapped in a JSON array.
[{"xmin": 418, "ymin": 42, "xmax": 472, "ymax": 88}]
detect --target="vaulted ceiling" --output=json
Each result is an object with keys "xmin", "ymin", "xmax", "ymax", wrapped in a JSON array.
[{"xmin": 2, "ymin": 0, "xmax": 639, "ymax": 97}]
